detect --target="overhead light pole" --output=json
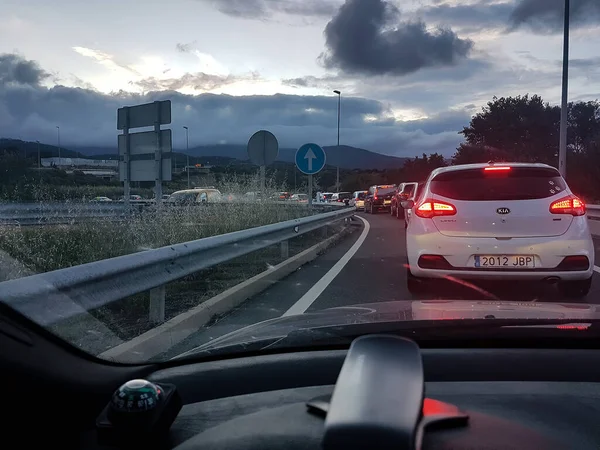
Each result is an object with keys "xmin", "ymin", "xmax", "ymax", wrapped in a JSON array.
[
  {"xmin": 333, "ymin": 90, "xmax": 341, "ymax": 191},
  {"xmin": 558, "ymin": 0, "xmax": 570, "ymax": 178},
  {"xmin": 183, "ymin": 126, "xmax": 190, "ymax": 189}
]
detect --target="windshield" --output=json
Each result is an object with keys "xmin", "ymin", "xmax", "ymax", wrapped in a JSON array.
[
  {"xmin": 1, "ymin": 0, "xmax": 600, "ymax": 365},
  {"xmin": 168, "ymin": 192, "xmax": 198, "ymax": 203}
]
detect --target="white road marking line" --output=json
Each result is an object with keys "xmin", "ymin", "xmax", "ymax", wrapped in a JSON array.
[
  {"xmin": 594, "ymin": 265, "xmax": 600, "ymax": 274},
  {"xmin": 282, "ymin": 216, "xmax": 371, "ymax": 317}
]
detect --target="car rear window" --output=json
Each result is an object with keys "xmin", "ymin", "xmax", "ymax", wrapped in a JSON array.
[
  {"xmin": 376, "ymin": 186, "xmax": 396, "ymax": 195},
  {"xmin": 413, "ymin": 183, "xmax": 426, "ymax": 202},
  {"xmin": 401, "ymin": 183, "xmax": 417, "ymax": 195},
  {"xmin": 356, "ymin": 192, "xmax": 366, "ymax": 200},
  {"xmin": 430, "ymin": 167, "xmax": 567, "ymax": 201},
  {"xmin": 338, "ymin": 192, "xmax": 352, "ymax": 199}
]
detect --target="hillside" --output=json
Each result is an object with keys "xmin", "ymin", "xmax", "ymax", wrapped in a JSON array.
[
  {"xmin": 0, "ymin": 138, "xmax": 85, "ymax": 159},
  {"xmin": 1, "ymin": 139, "xmax": 409, "ymax": 170},
  {"xmin": 182, "ymin": 144, "xmax": 408, "ymax": 170}
]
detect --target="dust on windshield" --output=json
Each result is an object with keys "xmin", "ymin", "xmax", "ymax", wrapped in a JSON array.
[{"xmin": 0, "ymin": 0, "xmax": 599, "ymax": 364}]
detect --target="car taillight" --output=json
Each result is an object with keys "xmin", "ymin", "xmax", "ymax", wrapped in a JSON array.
[
  {"xmin": 549, "ymin": 195, "xmax": 585, "ymax": 216},
  {"xmin": 415, "ymin": 199, "xmax": 457, "ymax": 218}
]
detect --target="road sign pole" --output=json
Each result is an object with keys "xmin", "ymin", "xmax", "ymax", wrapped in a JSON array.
[
  {"xmin": 117, "ymin": 100, "xmax": 172, "ymax": 192},
  {"xmin": 123, "ymin": 107, "xmax": 131, "ymax": 208},
  {"xmin": 154, "ymin": 102, "xmax": 163, "ymax": 205},
  {"xmin": 295, "ymin": 143, "xmax": 326, "ymax": 207},
  {"xmin": 260, "ymin": 165, "xmax": 266, "ymax": 202},
  {"xmin": 308, "ymin": 174, "xmax": 313, "ymax": 209},
  {"xmin": 247, "ymin": 130, "xmax": 278, "ymax": 201}
]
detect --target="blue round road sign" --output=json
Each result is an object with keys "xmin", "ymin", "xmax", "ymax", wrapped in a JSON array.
[{"xmin": 295, "ymin": 143, "xmax": 326, "ymax": 175}]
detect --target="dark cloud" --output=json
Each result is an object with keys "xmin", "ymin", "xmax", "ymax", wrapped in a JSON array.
[
  {"xmin": 175, "ymin": 42, "xmax": 196, "ymax": 53},
  {"xmin": 0, "ymin": 53, "xmax": 467, "ymax": 157},
  {"xmin": 0, "ymin": 54, "xmax": 49, "ymax": 86},
  {"xmin": 570, "ymin": 57, "xmax": 600, "ymax": 70},
  {"xmin": 283, "ymin": 57, "xmax": 491, "ymax": 94},
  {"xmin": 133, "ymin": 71, "xmax": 261, "ymax": 92},
  {"xmin": 411, "ymin": 0, "xmax": 600, "ymax": 35},
  {"xmin": 320, "ymin": 0, "xmax": 474, "ymax": 76},
  {"xmin": 415, "ymin": 1, "xmax": 514, "ymax": 33},
  {"xmin": 205, "ymin": 0, "xmax": 338, "ymax": 19},
  {"xmin": 281, "ymin": 74, "xmax": 343, "ymax": 89},
  {"xmin": 509, "ymin": 0, "xmax": 600, "ymax": 33}
]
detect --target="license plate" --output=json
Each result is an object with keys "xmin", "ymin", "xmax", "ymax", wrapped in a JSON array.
[
  {"xmin": 384, "ymin": 200, "xmax": 391, "ymax": 205},
  {"xmin": 474, "ymin": 255, "xmax": 535, "ymax": 268}
]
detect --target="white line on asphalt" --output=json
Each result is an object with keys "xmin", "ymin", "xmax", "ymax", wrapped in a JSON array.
[
  {"xmin": 282, "ymin": 216, "xmax": 371, "ymax": 317},
  {"xmin": 594, "ymin": 265, "xmax": 600, "ymax": 274}
]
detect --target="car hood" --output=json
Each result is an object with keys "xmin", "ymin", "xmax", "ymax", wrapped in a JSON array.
[{"xmin": 180, "ymin": 300, "xmax": 600, "ymax": 357}]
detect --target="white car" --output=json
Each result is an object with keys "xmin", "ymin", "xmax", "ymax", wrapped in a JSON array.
[
  {"xmin": 404, "ymin": 162, "xmax": 594, "ymax": 298},
  {"xmin": 349, "ymin": 191, "xmax": 368, "ymax": 210}
]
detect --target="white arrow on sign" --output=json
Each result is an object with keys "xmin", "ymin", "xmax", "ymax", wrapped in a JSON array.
[{"xmin": 304, "ymin": 147, "xmax": 316, "ymax": 171}]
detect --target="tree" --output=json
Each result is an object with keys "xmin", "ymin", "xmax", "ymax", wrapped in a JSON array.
[
  {"xmin": 568, "ymin": 101, "xmax": 600, "ymax": 155},
  {"xmin": 459, "ymin": 94, "xmax": 560, "ymax": 164},
  {"xmin": 452, "ymin": 144, "xmax": 516, "ymax": 165},
  {"xmin": 401, "ymin": 153, "xmax": 447, "ymax": 182},
  {"xmin": 453, "ymin": 94, "xmax": 600, "ymax": 200}
]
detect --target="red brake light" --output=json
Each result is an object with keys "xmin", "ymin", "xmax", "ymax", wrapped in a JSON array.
[
  {"xmin": 549, "ymin": 195, "xmax": 585, "ymax": 216},
  {"xmin": 484, "ymin": 166, "xmax": 511, "ymax": 172},
  {"xmin": 415, "ymin": 199, "xmax": 457, "ymax": 218}
]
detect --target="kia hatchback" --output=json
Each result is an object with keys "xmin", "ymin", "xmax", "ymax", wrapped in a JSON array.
[{"xmin": 404, "ymin": 163, "xmax": 594, "ymax": 298}]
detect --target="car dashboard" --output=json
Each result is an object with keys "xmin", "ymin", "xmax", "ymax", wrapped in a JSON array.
[
  {"xmin": 84, "ymin": 343, "xmax": 600, "ymax": 450},
  {"xmin": 3, "ymin": 307, "xmax": 600, "ymax": 450}
]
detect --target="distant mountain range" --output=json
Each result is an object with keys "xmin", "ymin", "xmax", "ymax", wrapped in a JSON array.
[{"xmin": 1, "ymin": 139, "xmax": 409, "ymax": 170}]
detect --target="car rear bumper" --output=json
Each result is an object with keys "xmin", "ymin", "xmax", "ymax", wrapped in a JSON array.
[
  {"xmin": 372, "ymin": 201, "xmax": 392, "ymax": 208},
  {"xmin": 406, "ymin": 220, "xmax": 595, "ymax": 281}
]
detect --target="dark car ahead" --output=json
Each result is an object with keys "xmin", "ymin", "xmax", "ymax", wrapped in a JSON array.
[
  {"xmin": 391, "ymin": 182, "xmax": 418, "ymax": 219},
  {"xmin": 364, "ymin": 184, "xmax": 397, "ymax": 214}
]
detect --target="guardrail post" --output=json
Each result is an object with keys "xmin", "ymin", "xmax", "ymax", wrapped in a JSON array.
[
  {"xmin": 280, "ymin": 240, "xmax": 289, "ymax": 259},
  {"xmin": 322, "ymin": 225, "xmax": 328, "ymax": 238},
  {"xmin": 149, "ymin": 286, "xmax": 166, "ymax": 323}
]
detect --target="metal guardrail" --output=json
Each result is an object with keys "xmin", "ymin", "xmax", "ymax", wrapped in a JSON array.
[
  {"xmin": 0, "ymin": 206, "xmax": 356, "ymax": 326},
  {"xmin": 0, "ymin": 201, "xmax": 344, "ymax": 226}
]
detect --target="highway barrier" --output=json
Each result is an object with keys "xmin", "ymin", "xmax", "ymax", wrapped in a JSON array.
[
  {"xmin": 0, "ymin": 201, "xmax": 345, "ymax": 226},
  {"xmin": 0, "ymin": 206, "xmax": 356, "ymax": 328}
]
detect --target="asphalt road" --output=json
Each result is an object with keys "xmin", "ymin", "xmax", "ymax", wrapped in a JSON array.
[{"xmin": 165, "ymin": 212, "xmax": 600, "ymax": 358}]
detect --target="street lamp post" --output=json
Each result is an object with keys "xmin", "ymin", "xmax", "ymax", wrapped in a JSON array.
[
  {"xmin": 56, "ymin": 126, "xmax": 61, "ymax": 166},
  {"xmin": 183, "ymin": 126, "xmax": 190, "ymax": 189},
  {"xmin": 558, "ymin": 0, "xmax": 570, "ymax": 178},
  {"xmin": 333, "ymin": 90, "xmax": 341, "ymax": 192}
]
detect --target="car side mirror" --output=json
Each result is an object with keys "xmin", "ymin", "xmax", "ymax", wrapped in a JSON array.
[{"xmin": 401, "ymin": 200, "xmax": 414, "ymax": 209}]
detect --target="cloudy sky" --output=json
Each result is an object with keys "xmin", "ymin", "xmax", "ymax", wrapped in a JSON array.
[{"xmin": 1, "ymin": 0, "xmax": 599, "ymax": 157}]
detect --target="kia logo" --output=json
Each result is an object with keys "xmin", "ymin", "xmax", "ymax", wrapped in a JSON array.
[{"xmin": 497, "ymin": 207, "xmax": 510, "ymax": 215}]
